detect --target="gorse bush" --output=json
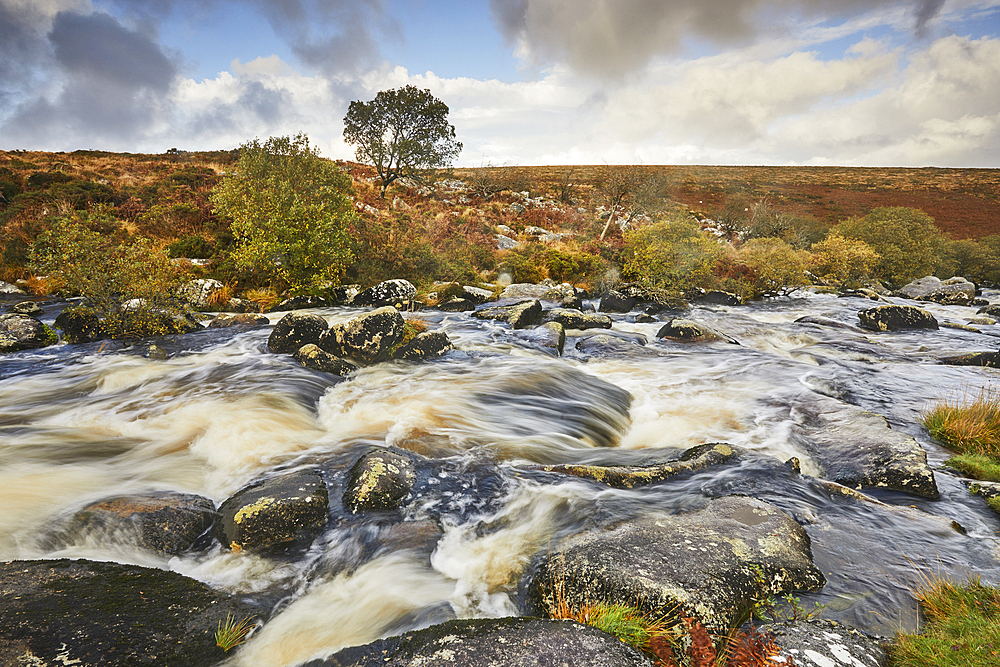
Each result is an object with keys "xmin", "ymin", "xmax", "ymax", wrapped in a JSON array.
[
  {"xmin": 210, "ymin": 134, "xmax": 355, "ymax": 293},
  {"xmin": 621, "ymin": 219, "xmax": 723, "ymax": 294},
  {"xmin": 809, "ymin": 235, "xmax": 880, "ymax": 288}
]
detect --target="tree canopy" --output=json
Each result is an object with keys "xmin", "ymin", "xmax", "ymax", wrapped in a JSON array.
[
  {"xmin": 210, "ymin": 133, "xmax": 355, "ymax": 293},
  {"xmin": 834, "ymin": 207, "xmax": 948, "ymax": 287},
  {"xmin": 343, "ymin": 86, "xmax": 462, "ymax": 198}
]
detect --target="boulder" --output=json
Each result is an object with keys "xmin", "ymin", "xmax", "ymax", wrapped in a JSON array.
[
  {"xmin": 217, "ymin": 472, "xmax": 329, "ymax": 551},
  {"xmin": 599, "ymin": 290, "xmax": 636, "ymax": 313},
  {"xmin": 526, "ymin": 495, "xmax": 825, "ymax": 633},
  {"xmin": 657, "ymin": 318, "xmax": 738, "ymax": 344},
  {"xmin": 517, "ymin": 321, "xmax": 566, "ymax": 356},
  {"xmin": 0, "ymin": 280, "xmax": 27, "ymax": 294},
  {"xmin": 294, "ymin": 343, "xmax": 358, "ymax": 375},
  {"xmin": 858, "ymin": 305, "xmax": 938, "ymax": 331},
  {"xmin": 0, "ymin": 559, "xmax": 260, "ymax": 667},
  {"xmin": 270, "ymin": 295, "xmax": 331, "ymax": 311},
  {"xmin": 437, "ymin": 297, "xmax": 476, "ymax": 312},
  {"xmin": 319, "ymin": 306, "xmax": 406, "ymax": 364},
  {"xmin": 700, "ymin": 290, "xmax": 741, "ymax": 306},
  {"xmin": 65, "ymin": 492, "xmax": 217, "ymax": 555},
  {"xmin": 939, "ymin": 351, "xmax": 1000, "ymax": 368},
  {"xmin": 329, "ymin": 284, "xmax": 361, "ymax": 305},
  {"xmin": 473, "ymin": 300, "xmax": 542, "ymax": 329},
  {"xmin": 175, "ymin": 278, "xmax": 224, "ymax": 310},
  {"xmin": 896, "ymin": 276, "xmax": 976, "ymax": 305},
  {"xmin": 462, "ymin": 285, "xmax": 495, "ymax": 304},
  {"xmin": 353, "ymin": 279, "xmax": 416, "ymax": 308},
  {"xmin": 978, "ymin": 304, "xmax": 1000, "ymax": 318},
  {"xmin": 391, "ymin": 331, "xmax": 454, "ymax": 361},
  {"xmin": 10, "ymin": 301, "xmax": 43, "ymax": 316},
  {"xmin": 208, "ymin": 312, "xmax": 269, "ymax": 328},
  {"xmin": 55, "ymin": 306, "xmax": 106, "ymax": 344},
  {"xmin": 574, "ymin": 332, "xmax": 652, "ymax": 358},
  {"xmin": 500, "ymin": 283, "xmax": 551, "ymax": 300},
  {"xmin": 762, "ymin": 619, "xmax": 888, "ymax": 667},
  {"xmin": 343, "ymin": 448, "xmax": 417, "ymax": 513},
  {"xmin": 267, "ymin": 311, "xmax": 329, "ymax": 354},
  {"xmin": 497, "ymin": 234, "xmax": 520, "ymax": 250},
  {"xmin": 0, "ymin": 313, "xmax": 56, "ymax": 352},
  {"xmin": 224, "ymin": 297, "xmax": 258, "ymax": 313},
  {"xmin": 310, "ymin": 618, "xmax": 653, "ymax": 667},
  {"xmin": 541, "ymin": 308, "xmax": 613, "ymax": 330}
]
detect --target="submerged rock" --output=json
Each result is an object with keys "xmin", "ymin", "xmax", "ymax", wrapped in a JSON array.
[
  {"xmin": 65, "ymin": 492, "xmax": 217, "ymax": 555},
  {"xmin": 0, "ymin": 313, "xmax": 56, "ymax": 352},
  {"xmin": 939, "ymin": 351, "xmax": 1000, "ymax": 368},
  {"xmin": 267, "ymin": 311, "xmax": 328, "ymax": 353},
  {"xmin": 343, "ymin": 448, "xmax": 417, "ymax": 513},
  {"xmin": 526, "ymin": 495, "xmax": 825, "ymax": 633},
  {"xmin": 858, "ymin": 305, "xmax": 938, "ymax": 331},
  {"xmin": 217, "ymin": 472, "xmax": 329, "ymax": 551},
  {"xmin": 310, "ymin": 617, "xmax": 654, "ymax": 667},
  {"xmin": 473, "ymin": 299, "xmax": 542, "ymax": 329},
  {"xmin": 517, "ymin": 320, "xmax": 566, "ymax": 356},
  {"xmin": 319, "ymin": 306, "xmax": 406, "ymax": 364},
  {"xmin": 0, "ymin": 559, "xmax": 260, "ymax": 667}
]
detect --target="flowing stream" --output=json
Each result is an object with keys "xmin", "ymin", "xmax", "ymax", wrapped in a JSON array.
[{"xmin": 2, "ymin": 289, "xmax": 1000, "ymax": 666}]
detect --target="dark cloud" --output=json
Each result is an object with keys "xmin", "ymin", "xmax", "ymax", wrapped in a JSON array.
[{"xmin": 489, "ymin": 0, "xmax": 949, "ymax": 77}]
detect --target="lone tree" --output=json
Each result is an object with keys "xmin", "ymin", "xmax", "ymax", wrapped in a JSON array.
[{"xmin": 343, "ymin": 85, "xmax": 462, "ymax": 198}]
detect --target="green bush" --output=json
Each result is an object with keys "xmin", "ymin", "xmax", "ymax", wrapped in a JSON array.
[
  {"xmin": 834, "ymin": 207, "xmax": 948, "ymax": 287},
  {"xmin": 210, "ymin": 134, "xmax": 355, "ymax": 292},
  {"xmin": 809, "ymin": 235, "xmax": 880, "ymax": 288},
  {"xmin": 621, "ymin": 219, "xmax": 723, "ymax": 293},
  {"xmin": 167, "ymin": 235, "xmax": 215, "ymax": 259},
  {"xmin": 942, "ymin": 236, "xmax": 1000, "ymax": 284},
  {"xmin": 738, "ymin": 238, "xmax": 810, "ymax": 298}
]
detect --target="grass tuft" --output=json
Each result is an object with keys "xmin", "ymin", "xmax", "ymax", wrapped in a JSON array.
[
  {"xmin": 946, "ymin": 453, "xmax": 1000, "ymax": 482},
  {"xmin": 215, "ymin": 613, "xmax": 256, "ymax": 652},
  {"xmin": 922, "ymin": 388, "xmax": 1000, "ymax": 458}
]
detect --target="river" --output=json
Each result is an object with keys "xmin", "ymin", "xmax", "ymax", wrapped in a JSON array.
[{"xmin": 1, "ymin": 288, "xmax": 998, "ymax": 666}]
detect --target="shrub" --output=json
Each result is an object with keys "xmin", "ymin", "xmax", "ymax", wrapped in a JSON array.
[
  {"xmin": 210, "ymin": 133, "xmax": 355, "ymax": 293},
  {"xmin": 942, "ymin": 236, "xmax": 1000, "ymax": 285},
  {"xmin": 167, "ymin": 235, "xmax": 215, "ymax": 259},
  {"xmin": 809, "ymin": 235, "xmax": 880, "ymax": 288},
  {"xmin": 736, "ymin": 238, "xmax": 810, "ymax": 298},
  {"xmin": 834, "ymin": 207, "xmax": 948, "ymax": 287},
  {"xmin": 621, "ymin": 219, "xmax": 723, "ymax": 294},
  {"xmin": 348, "ymin": 212, "xmax": 443, "ymax": 286}
]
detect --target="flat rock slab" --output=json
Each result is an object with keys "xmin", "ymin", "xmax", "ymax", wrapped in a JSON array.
[
  {"xmin": 0, "ymin": 558, "xmax": 260, "ymax": 667},
  {"xmin": 762, "ymin": 619, "xmax": 888, "ymax": 667},
  {"xmin": 526, "ymin": 495, "xmax": 825, "ymax": 633},
  {"xmin": 217, "ymin": 472, "xmax": 329, "ymax": 551},
  {"xmin": 65, "ymin": 491, "xmax": 217, "ymax": 555},
  {"xmin": 541, "ymin": 308, "xmax": 613, "ymax": 330},
  {"xmin": 473, "ymin": 300, "xmax": 542, "ymax": 329},
  {"xmin": 657, "ymin": 318, "xmax": 738, "ymax": 344},
  {"xmin": 306, "ymin": 617, "xmax": 653, "ymax": 667},
  {"xmin": 791, "ymin": 395, "xmax": 939, "ymax": 499},
  {"xmin": 858, "ymin": 305, "xmax": 938, "ymax": 331}
]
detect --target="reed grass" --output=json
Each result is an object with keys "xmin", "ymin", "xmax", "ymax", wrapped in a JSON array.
[
  {"xmin": 922, "ymin": 388, "xmax": 1000, "ymax": 459},
  {"xmin": 215, "ymin": 613, "xmax": 256, "ymax": 652}
]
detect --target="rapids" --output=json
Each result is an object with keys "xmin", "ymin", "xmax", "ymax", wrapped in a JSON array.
[{"xmin": 2, "ymin": 289, "xmax": 999, "ymax": 665}]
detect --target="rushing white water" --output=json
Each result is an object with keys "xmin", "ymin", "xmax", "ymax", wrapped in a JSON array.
[{"xmin": 2, "ymin": 289, "xmax": 1000, "ymax": 662}]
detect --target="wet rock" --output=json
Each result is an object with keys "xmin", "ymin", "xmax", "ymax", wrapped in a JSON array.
[
  {"xmin": 599, "ymin": 289, "xmax": 636, "ymax": 313},
  {"xmin": 353, "ymin": 279, "xmax": 417, "ymax": 308},
  {"xmin": 858, "ymin": 305, "xmax": 938, "ymax": 331},
  {"xmin": 657, "ymin": 318, "xmax": 738, "ymax": 344},
  {"xmin": 532, "ymin": 443, "xmax": 740, "ymax": 488},
  {"xmin": 575, "ymin": 332, "xmax": 652, "ymax": 358},
  {"xmin": 10, "ymin": 301, "xmax": 43, "ymax": 316},
  {"xmin": 311, "ymin": 617, "xmax": 654, "ymax": 667},
  {"xmin": 526, "ymin": 495, "xmax": 825, "ymax": 633},
  {"xmin": 896, "ymin": 275, "xmax": 976, "ymax": 305},
  {"xmin": 939, "ymin": 351, "xmax": 1000, "ymax": 368},
  {"xmin": 268, "ymin": 311, "xmax": 329, "ymax": 353},
  {"xmin": 344, "ymin": 449, "xmax": 417, "ymax": 513},
  {"xmin": 271, "ymin": 295, "xmax": 331, "ymax": 311},
  {"xmin": 462, "ymin": 285, "xmax": 495, "ymax": 304},
  {"xmin": 329, "ymin": 284, "xmax": 361, "ymax": 305},
  {"xmin": 65, "ymin": 492, "xmax": 217, "ymax": 555},
  {"xmin": 968, "ymin": 317, "xmax": 996, "ymax": 325},
  {"xmin": 473, "ymin": 299, "xmax": 542, "ymax": 329},
  {"xmin": 560, "ymin": 293, "xmax": 585, "ymax": 310},
  {"xmin": 762, "ymin": 619, "xmax": 888, "ymax": 667},
  {"xmin": 700, "ymin": 290, "xmax": 742, "ymax": 306},
  {"xmin": 792, "ymin": 396, "xmax": 939, "ymax": 499},
  {"xmin": 208, "ymin": 312, "xmax": 269, "ymax": 328},
  {"xmin": 794, "ymin": 315, "xmax": 866, "ymax": 332},
  {"xmin": 437, "ymin": 297, "xmax": 476, "ymax": 311},
  {"xmin": 217, "ymin": 472, "xmax": 329, "ymax": 551},
  {"xmin": 145, "ymin": 344, "xmax": 168, "ymax": 360},
  {"xmin": 978, "ymin": 303, "xmax": 1000, "ymax": 318},
  {"xmin": 294, "ymin": 343, "xmax": 358, "ymax": 375},
  {"xmin": 392, "ymin": 330, "xmax": 454, "ymax": 361},
  {"xmin": 0, "ymin": 559, "xmax": 260, "ymax": 667},
  {"xmin": 175, "ymin": 278, "xmax": 224, "ymax": 310},
  {"xmin": 517, "ymin": 321, "xmax": 565, "ymax": 356},
  {"xmin": 541, "ymin": 308, "xmax": 613, "ymax": 330},
  {"xmin": 319, "ymin": 306, "xmax": 406, "ymax": 364},
  {"xmin": 0, "ymin": 313, "xmax": 56, "ymax": 352},
  {"xmin": 55, "ymin": 306, "xmax": 106, "ymax": 344}
]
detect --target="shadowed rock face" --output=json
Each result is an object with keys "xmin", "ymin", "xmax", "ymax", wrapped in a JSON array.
[
  {"xmin": 858, "ymin": 305, "xmax": 938, "ymax": 331},
  {"xmin": 599, "ymin": 290, "xmax": 636, "ymax": 313},
  {"xmin": 0, "ymin": 559, "xmax": 261, "ymax": 667},
  {"xmin": 526, "ymin": 495, "xmax": 825, "ymax": 634},
  {"xmin": 217, "ymin": 472, "xmax": 329, "ymax": 551},
  {"xmin": 306, "ymin": 617, "xmax": 654, "ymax": 667},
  {"xmin": 268, "ymin": 311, "xmax": 329, "ymax": 353}
]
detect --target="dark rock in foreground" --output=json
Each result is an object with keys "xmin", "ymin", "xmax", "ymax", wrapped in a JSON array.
[
  {"xmin": 309, "ymin": 617, "xmax": 653, "ymax": 667},
  {"xmin": 295, "ymin": 343, "xmax": 358, "ymax": 375},
  {"xmin": 343, "ymin": 448, "xmax": 417, "ymax": 513},
  {"xmin": 66, "ymin": 491, "xmax": 217, "ymax": 555},
  {"xmin": 0, "ymin": 559, "xmax": 260, "ymax": 667},
  {"xmin": 217, "ymin": 472, "xmax": 329, "ymax": 551},
  {"xmin": 858, "ymin": 305, "xmax": 938, "ymax": 331},
  {"xmin": 391, "ymin": 330, "xmax": 454, "ymax": 361},
  {"xmin": 599, "ymin": 289, "xmax": 636, "ymax": 313},
  {"xmin": 0, "ymin": 313, "xmax": 56, "ymax": 352},
  {"xmin": 527, "ymin": 495, "xmax": 825, "ymax": 633},
  {"xmin": 268, "ymin": 311, "xmax": 329, "ymax": 353}
]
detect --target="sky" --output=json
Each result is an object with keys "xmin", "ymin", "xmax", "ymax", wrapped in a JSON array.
[{"xmin": 1, "ymin": 0, "xmax": 1000, "ymax": 167}]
